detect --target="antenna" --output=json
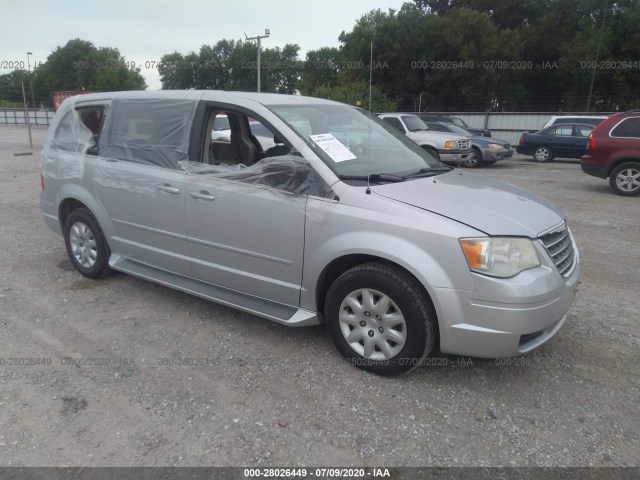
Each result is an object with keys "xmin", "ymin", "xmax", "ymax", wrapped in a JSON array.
[
  {"xmin": 369, "ymin": 40, "xmax": 373, "ymax": 114},
  {"xmin": 366, "ymin": 40, "xmax": 373, "ymax": 195}
]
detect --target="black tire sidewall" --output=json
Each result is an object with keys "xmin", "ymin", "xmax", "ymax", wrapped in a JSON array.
[
  {"xmin": 63, "ymin": 209, "xmax": 111, "ymax": 278},
  {"xmin": 325, "ymin": 264, "xmax": 433, "ymax": 375}
]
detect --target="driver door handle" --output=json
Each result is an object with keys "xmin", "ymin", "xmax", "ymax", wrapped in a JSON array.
[
  {"xmin": 189, "ymin": 190, "xmax": 215, "ymax": 201},
  {"xmin": 156, "ymin": 184, "xmax": 180, "ymax": 194}
]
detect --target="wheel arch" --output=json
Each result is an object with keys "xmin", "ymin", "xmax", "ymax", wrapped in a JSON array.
[
  {"xmin": 606, "ymin": 155, "xmax": 640, "ymax": 177},
  {"xmin": 55, "ymin": 185, "xmax": 111, "ymax": 236},
  {"xmin": 314, "ymin": 253, "xmax": 441, "ymax": 350}
]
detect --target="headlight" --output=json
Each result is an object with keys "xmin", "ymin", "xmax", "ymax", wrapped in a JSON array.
[
  {"xmin": 443, "ymin": 140, "xmax": 457, "ymax": 149},
  {"xmin": 487, "ymin": 143, "xmax": 504, "ymax": 149},
  {"xmin": 459, "ymin": 237, "xmax": 540, "ymax": 278}
]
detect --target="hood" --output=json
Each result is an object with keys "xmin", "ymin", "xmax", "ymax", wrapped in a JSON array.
[
  {"xmin": 407, "ymin": 131, "xmax": 468, "ymax": 143},
  {"xmin": 471, "ymin": 136, "xmax": 510, "ymax": 148},
  {"xmin": 371, "ymin": 170, "xmax": 563, "ymax": 237}
]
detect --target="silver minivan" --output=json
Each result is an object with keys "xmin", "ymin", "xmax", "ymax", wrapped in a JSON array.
[{"xmin": 41, "ymin": 91, "xmax": 579, "ymax": 375}]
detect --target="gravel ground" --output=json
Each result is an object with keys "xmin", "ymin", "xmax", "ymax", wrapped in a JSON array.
[{"xmin": 0, "ymin": 125, "xmax": 638, "ymax": 468}]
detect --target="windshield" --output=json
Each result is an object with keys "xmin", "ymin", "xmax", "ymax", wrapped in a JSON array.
[
  {"xmin": 451, "ymin": 117, "xmax": 469, "ymax": 128},
  {"xmin": 269, "ymin": 104, "xmax": 441, "ymax": 177},
  {"xmin": 441, "ymin": 123, "xmax": 472, "ymax": 136},
  {"xmin": 401, "ymin": 116, "xmax": 429, "ymax": 132}
]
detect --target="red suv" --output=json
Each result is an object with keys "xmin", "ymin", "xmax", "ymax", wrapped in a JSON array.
[{"xmin": 581, "ymin": 111, "xmax": 640, "ymax": 196}]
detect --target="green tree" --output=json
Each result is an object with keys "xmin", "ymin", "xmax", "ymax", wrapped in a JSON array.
[
  {"xmin": 338, "ymin": 4, "xmax": 521, "ymax": 111},
  {"xmin": 299, "ymin": 47, "xmax": 341, "ymax": 95},
  {"xmin": 157, "ymin": 51, "xmax": 194, "ymax": 89},
  {"xmin": 31, "ymin": 39, "xmax": 145, "ymax": 105},
  {"xmin": 312, "ymin": 80, "xmax": 397, "ymax": 112},
  {"xmin": 262, "ymin": 44, "xmax": 301, "ymax": 94},
  {"xmin": 0, "ymin": 69, "xmax": 30, "ymax": 104},
  {"xmin": 227, "ymin": 41, "xmax": 260, "ymax": 91}
]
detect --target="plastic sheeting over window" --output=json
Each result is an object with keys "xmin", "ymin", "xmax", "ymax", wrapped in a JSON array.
[
  {"xmin": 49, "ymin": 108, "xmax": 94, "ymax": 154},
  {"xmin": 179, "ymin": 155, "xmax": 334, "ymax": 199},
  {"xmin": 99, "ymin": 98, "xmax": 198, "ymax": 170}
]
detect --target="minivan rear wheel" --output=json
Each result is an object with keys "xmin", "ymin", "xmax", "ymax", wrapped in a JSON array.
[
  {"xmin": 63, "ymin": 208, "xmax": 113, "ymax": 278},
  {"xmin": 609, "ymin": 162, "xmax": 640, "ymax": 196},
  {"xmin": 325, "ymin": 263, "xmax": 436, "ymax": 376}
]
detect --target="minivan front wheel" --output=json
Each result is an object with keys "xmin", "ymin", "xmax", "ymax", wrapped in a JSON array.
[
  {"xmin": 609, "ymin": 162, "xmax": 640, "ymax": 196},
  {"xmin": 63, "ymin": 208, "xmax": 113, "ymax": 278},
  {"xmin": 325, "ymin": 263, "xmax": 436, "ymax": 376}
]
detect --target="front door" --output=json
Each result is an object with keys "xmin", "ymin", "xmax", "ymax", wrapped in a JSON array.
[{"xmin": 183, "ymin": 175, "xmax": 306, "ymax": 307}]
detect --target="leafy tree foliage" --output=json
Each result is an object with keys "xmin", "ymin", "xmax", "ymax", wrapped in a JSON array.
[
  {"xmin": 312, "ymin": 81, "xmax": 397, "ymax": 112},
  {"xmin": 0, "ymin": 69, "xmax": 30, "ymax": 105},
  {"xmin": 159, "ymin": 40, "xmax": 302, "ymax": 93},
  {"xmin": 26, "ymin": 39, "xmax": 145, "ymax": 105}
]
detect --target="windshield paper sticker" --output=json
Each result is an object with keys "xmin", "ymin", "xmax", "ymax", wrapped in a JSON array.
[{"xmin": 309, "ymin": 133, "xmax": 357, "ymax": 162}]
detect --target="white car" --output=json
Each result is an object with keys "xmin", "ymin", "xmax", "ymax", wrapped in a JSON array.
[
  {"xmin": 541, "ymin": 115, "xmax": 608, "ymax": 129},
  {"xmin": 378, "ymin": 113, "xmax": 472, "ymax": 164}
]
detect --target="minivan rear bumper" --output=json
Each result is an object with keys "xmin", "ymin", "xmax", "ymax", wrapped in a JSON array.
[
  {"xmin": 40, "ymin": 197, "xmax": 62, "ymax": 235},
  {"xmin": 431, "ymin": 253, "xmax": 580, "ymax": 358}
]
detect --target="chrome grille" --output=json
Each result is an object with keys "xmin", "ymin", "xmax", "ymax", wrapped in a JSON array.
[
  {"xmin": 539, "ymin": 226, "xmax": 576, "ymax": 277},
  {"xmin": 458, "ymin": 139, "xmax": 471, "ymax": 150}
]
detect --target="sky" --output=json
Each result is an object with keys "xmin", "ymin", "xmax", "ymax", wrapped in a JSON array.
[{"xmin": 1, "ymin": 0, "xmax": 408, "ymax": 89}]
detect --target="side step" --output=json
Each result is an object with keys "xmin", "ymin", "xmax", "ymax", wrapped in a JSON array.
[{"xmin": 110, "ymin": 255, "xmax": 319, "ymax": 327}]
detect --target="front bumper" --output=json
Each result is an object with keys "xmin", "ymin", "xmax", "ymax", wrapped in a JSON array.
[
  {"xmin": 431, "ymin": 240, "xmax": 580, "ymax": 358},
  {"xmin": 482, "ymin": 148, "xmax": 514, "ymax": 162},
  {"xmin": 439, "ymin": 149, "xmax": 472, "ymax": 164}
]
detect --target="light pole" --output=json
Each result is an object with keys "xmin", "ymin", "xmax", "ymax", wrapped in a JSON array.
[
  {"xmin": 26, "ymin": 52, "xmax": 36, "ymax": 109},
  {"xmin": 245, "ymin": 29, "xmax": 270, "ymax": 92},
  {"xmin": 586, "ymin": 4, "xmax": 607, "ymax": 111}
]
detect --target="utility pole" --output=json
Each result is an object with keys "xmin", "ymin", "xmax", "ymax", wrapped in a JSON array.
[
  {"xmin": 245, "ymin": 29, "xmax": 270, "ymax": 92},
  {"xmin": 26, "ymin": 52, "xmax": 36, "ymax": 109},
  {"xmin": 22, "ymin": 81, "xmax": 33, "ymax": 149},
  {"xmin": 586, "ymin": 4, "xmax": 607, "ymax": 111}
]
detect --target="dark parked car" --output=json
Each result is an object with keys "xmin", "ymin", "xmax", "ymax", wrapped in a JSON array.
[
  {"xmin": 423, "ymin": 122, "xmax": 512, "ymax": 168},
  {"xmin": 516, "ymin": 123, "xmax": 594, "ymax": 162},
  {"xmin": 581, "ymin": 111, "xmax": 640, "ymax": 196},
  {"xmin": 418, "ymin": 114, "xmax": 491, "ymax": 137}
]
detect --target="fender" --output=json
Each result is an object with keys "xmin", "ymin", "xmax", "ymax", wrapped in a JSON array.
[{"xmin": 300, "ymin": 213, "xmax": 479, "ymax": 312}]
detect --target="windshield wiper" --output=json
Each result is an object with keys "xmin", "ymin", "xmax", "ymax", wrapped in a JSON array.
[
  {"xmin": 410, "ymin": 128, "xmax": 429, "ymax": 132},
  {"xmin": 402, "ymin": 166, "xmax": 452, "ymax": 179},
  {"xmin": 338, "ymin": 173, "xmax": 405, "ymax": 183}
]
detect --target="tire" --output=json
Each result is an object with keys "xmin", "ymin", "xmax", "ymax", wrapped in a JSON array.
[
  {"xmin": 63, "ymin": 208, "xmax": 113, "ymax": 278},
  {"xmin": 609, "ymin": 162, "xmax": 640, "ymax": 196},
  {"xmin": 325, "ymin": 263, "xmax": 436, "ymax": 376},
  {"xmin": 462, "ymin": 147, "xmax": 483, "ymax": 168},
  {"xmin": 533, "ymin": 146, "xmax": 553, "ymax": 162}
]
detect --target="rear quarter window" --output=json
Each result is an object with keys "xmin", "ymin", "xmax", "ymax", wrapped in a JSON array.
[
  {"xmin": 100, "ymin": 98, "xmax": 198, "ymax": 169},
  {"xmin": 610, "ymin": 117, "xmax": 640, "ymax": 138},
  {"xmin": 51, "ymin": 108, "xmax": 95, "ymax": 153}
]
